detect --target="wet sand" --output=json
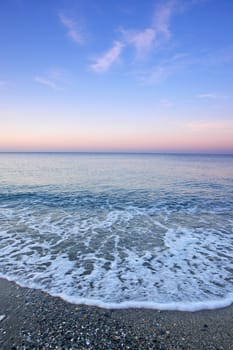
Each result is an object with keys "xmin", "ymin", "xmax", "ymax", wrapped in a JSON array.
[{"xmin": 0, "ymin": 278, "xmax": 232, "ymax": 349}]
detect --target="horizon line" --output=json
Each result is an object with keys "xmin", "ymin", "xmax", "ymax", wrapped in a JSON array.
[{"xmin": 0, "ymin": 151, "xmax": 233, "ymax": 156}]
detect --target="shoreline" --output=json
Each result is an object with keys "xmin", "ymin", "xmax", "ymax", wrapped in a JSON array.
[{"xmin": 0, "ymin": 278, "xmax": 233, "ymax": 349}]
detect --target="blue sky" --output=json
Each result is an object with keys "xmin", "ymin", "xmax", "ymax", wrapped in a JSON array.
[{"xmin": 0, "ymin": 0, "xmax": 233, "ymax": 152}]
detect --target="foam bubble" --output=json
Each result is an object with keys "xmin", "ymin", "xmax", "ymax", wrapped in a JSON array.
[
  {"xmin": 0, "ymin": 190, "xmax": 233, "ymax": 311},
  {"xmin": 0, "ymin": 153, "xmax": 233, "ymax": 311}
]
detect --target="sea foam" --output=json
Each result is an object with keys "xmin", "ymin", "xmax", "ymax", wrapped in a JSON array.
[{"xmin": 0, "ymin": 153, "xmax": 233, "ymax": 311}]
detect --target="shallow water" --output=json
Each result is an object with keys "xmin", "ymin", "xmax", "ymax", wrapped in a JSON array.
[{"xmin": 0, "ymin": 153, "xmax": 233, "ymax": 310}]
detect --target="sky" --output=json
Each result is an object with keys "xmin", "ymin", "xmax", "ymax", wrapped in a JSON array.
[{"xmin": 0, "ymin": 0, "xmax": 233, "ymax": 153}]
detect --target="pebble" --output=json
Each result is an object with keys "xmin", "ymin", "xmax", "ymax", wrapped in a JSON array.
[{"xmin": 1, "ymin": 278, "xmax": 233, "ymax": 350}]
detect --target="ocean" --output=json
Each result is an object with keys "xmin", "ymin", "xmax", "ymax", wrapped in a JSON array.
[{"xmin": 0, "ymin": 153, "xmax": 232, "ymax": 311}]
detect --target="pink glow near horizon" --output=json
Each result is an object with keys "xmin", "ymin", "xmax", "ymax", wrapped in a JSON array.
[
  {"xmin": 1, "ymin": 123, "xmax": 233, "ymax": 153},
  {"xmin": 1, "ymin": 1, "xmax": 233, "ymax": 153}
]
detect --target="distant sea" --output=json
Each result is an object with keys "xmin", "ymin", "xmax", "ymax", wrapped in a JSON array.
[{"xmin": 0, "ymin": 153, "xmax": 233, "ymax": 311}]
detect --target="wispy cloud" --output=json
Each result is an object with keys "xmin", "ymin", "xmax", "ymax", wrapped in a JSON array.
[
  {"xmin": 142, "ymin": 44, "xmax": 233, "ymax": 85},
  {"xmin": 90, "ymin": 0, "xmax": 204, "ymax": 75},
  {"xmin": 90, "ymin": 1, "xmax": 179, "ymax": 72},
  {"xmin": 59, "ymin": 13, "xmax": 83, "ymax": 44},
  {"xmin": 187, "ymin": 121, "xmax": 233, "ymax": 131},
  {"xmin": 197, "ymin": 93, "xmax": 228, "ymax": 99},
  {"xmin": 120, "ymin": 27, "xmax": 157, "ymax": 57},
  {"xmin": 141, "ymin": 65, "xmax": 171, "ymax": 84},
  {"xmin": 34, "ymin": 76, "xmax": 58, "ymax": 89},
  {"xmin": 90, "ymin": 41, "xmax": 125, "ymax": 73},
  {"xmin": 153, "ymin": 0, "xmax": 177, "ymax": 39},
  {"xmin": 0, "ymin": 81, "xmax": 9, "ymax": 87},
  {"xmin": 140, "ymin": 53, "xmax": 187, "ymax": 84},
  {"xmin": 0, "ymin": 80, "xmax": 14, "ymax": 89},
  {"xmin": 34, "ymin": 69, "xmax": 67, "ymax": 90},
  {"xmin": 119, "ymin": 1, "xmax": 177, "ymax": 58}
]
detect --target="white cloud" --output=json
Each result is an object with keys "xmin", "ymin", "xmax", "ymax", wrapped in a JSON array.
[
  {"xmin": 169, "ymin": 52, "xmax": 189, "ymax": 61},
  {"xmin": 187, "ymin": 121, "xmax": 233, "ymax": 131},
  {"xmin": 153, "ymin": 0, "xmax": 176, "ymax": 38},
  {"xmin": 34, "ymin": 76, "xmax": 58, "ymax": 89},
  {"xmin": 59, "ymin": 13, "xmax": 83, "ymax": 44},
  {"xmin": 140, "ymin": 59, "xmax": 180, "ymax": 84},
  {"xmin": 144, "ymin": 66, "xmax": 169, "ymax": 84},
  {"xmin": 90, "ymin": 0, "xmax": 201, "ymax": 74},
  {"xmin": 119, "ymin": 1, "xmax": 177, "ymax": 58},
  {"xmin": 120, "ymin": 27, "xmax": 156, "ymax": 57},
  {"xmin": 34, "ymin": 69, "xmax": 69, "ymax": 90},
  {"xmin": 90, "ymin": 41, "xmax": 125, "ymax": 73},
  {"xmin": 197, "ymin": 93, "xmax": 227, "ymax": 99}
]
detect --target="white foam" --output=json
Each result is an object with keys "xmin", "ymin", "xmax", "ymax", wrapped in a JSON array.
[
  {"xmin": 0, "ymin": 193, "xmax": 233, "ymax": 312},
  {"xmin": 0, "ymin": 315, "xmax": 6, "ymax": 322},
  {"xmin": 1, "ymin": 273, "xmax": 233, "ymax": 312}
]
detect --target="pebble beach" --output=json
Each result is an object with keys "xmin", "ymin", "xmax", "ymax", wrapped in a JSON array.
[{"xmin": 0, "ymin": 278, "xmax": 232, "ymax": 350}]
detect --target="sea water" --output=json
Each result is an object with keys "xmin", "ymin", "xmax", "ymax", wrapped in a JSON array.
[{"xmin": 0, "ymin": 153, "xmax": 232, "ymax": 311}]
